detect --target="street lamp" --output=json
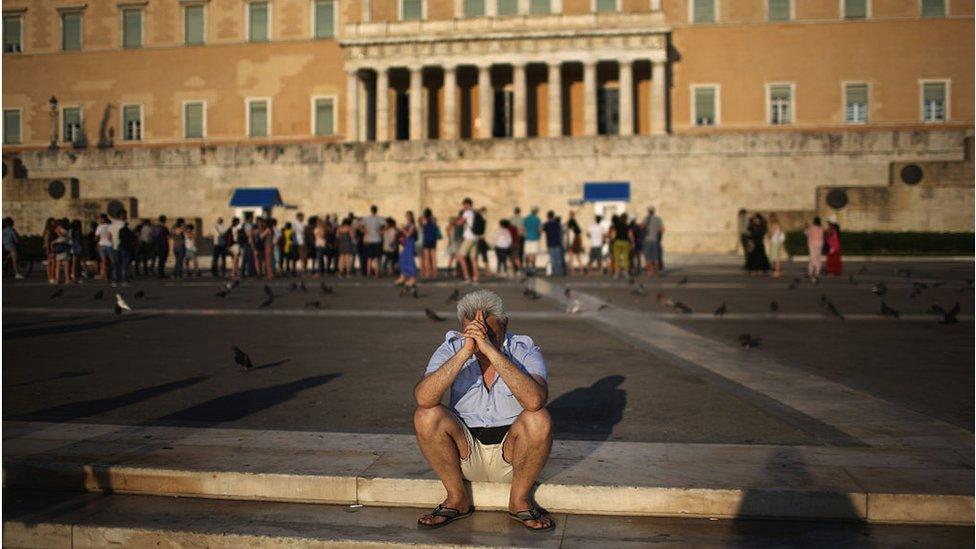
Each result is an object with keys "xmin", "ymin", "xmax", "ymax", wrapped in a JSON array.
[{"xmin": 48, "ymin": 96, "xmax": 59, "ymax": 151}]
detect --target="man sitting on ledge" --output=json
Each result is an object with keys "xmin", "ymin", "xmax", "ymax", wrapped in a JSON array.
[{"xmin": 414, "ymin": 289, "xmax": 554, "ymax": 531}]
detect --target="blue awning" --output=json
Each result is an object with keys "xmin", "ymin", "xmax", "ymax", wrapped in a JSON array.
[
  {"xmin": 229, "ymin": 188, "xmax": 283, "ymax": 208},
  {"xmin": 583, "ymin": 182, "xmax": 630, "ymax": 202}
]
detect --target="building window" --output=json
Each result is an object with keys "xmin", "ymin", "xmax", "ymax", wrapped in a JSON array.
[
  {"xmin": 313, "ymin": 97, "xmax": 335, "ymax": 135},
  {"xmin": 248, "ymin": 99, "xmax": 270, "ymax": 137},
  {"xmin": 920, "ymin": 0, "xmax": 946, "ymax": 17},
  {"xmin": 122, "ymin": 8, "xmax": 142, "ymax": 48},
  {"xmin": 767, "ymin": 0, "xmax": 791, "ymax": 21},
  {"xmin": 464, "ymin": 0, "xmax": 484, "ymax": 17},
  {"xmin": 493, "ymin": 89, "xmax": 513, "ymax": 138},
  {"xmin": 844, "ymin": 83, "xmax": 868, "ymax": 124},
  {"xmin": 768, "ymin": 84, "xmax": 793, "ymax": 125},
  {"xmin": 497, "ymin": 0, "xmax": 518, "ymax": 15},
  {"xmin": 184, "ymin": 102, "xmax": 205, "ymax": 138},
  {"xmin": 122, "ymin": 104, "xmax": 142, "ymax": 141},
  {"xmin": 843, "ymin": 0, "xmax": 868, "ymax": 19},
  {"xmin": 921, "ymin": 81, "xmax": 947, "ymax": 122},
  {"xmin": 530, "ymin": 0, "xmax": 551, "ymax": 14},
  {"xmin": 185, "ymin": 5, "xmax": 205, "ymax": 45},
  {"xmin": 595, "ymin": 0, "xmax": 617, "ymax": 12},
  {"xmin": 3, "ymin": 109, "xmax": 21, "ymax": 144},
  {"xmin": 313, "ymin": 0, "xmax": 335, "ymax": 38},
  {"xmin": 61, "ymin": 12, "xmax": 83, "ymax": 51},
  {"xmin": 597, "ymin": 88, "xmax": 620, "ymax": 135},
  {"xmin": 692, "ymin": 0, "xmax": 716, "ymax": 23},
  {"xmin": 62, "ymin": 106, "xmax": 83, "ymax": 143},
  {"xmin": 3, "ymin": 14, "xmax": 23, "ymax": 53},
  {"xmin": 401, "ymin": 0, "xmax": 423, "ymax": 20},
  {"xmin": 693, "ymin": 86, "xmax": 718, "ymax": 126},
  {"xmin": 248, "ymin": 2, "xmax": 270, "ymax": 42}
]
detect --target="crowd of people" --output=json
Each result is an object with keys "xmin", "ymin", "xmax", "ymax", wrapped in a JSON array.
[{"xmin": 736, "ymin": 208, "xmax": 843, "ymax": 281}]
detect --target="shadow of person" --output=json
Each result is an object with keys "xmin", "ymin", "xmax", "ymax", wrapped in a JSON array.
[{"xmin": 547, "ymin": 375, "xmax": 626, "ymax": 441}]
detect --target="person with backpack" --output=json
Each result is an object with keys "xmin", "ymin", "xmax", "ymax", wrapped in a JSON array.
[
  {"xmin": 211, "ymin": 217, "xmax": 227, "ymax": 278},
  {"xmin": 454, "ymin": 197, "xmax": 480, "ymax": 284}
]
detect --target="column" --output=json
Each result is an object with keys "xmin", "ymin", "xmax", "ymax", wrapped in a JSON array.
[
  {"xmin": 651, "ymin": 59, "xmax": 666, "ymax": 135},
  {"xmin": 345, "ymin": 69, "xmax": 358, "ymax": 142},
  {"xmin": 513, "ymin": 62, "xmax": 527, "ymax": 138},
  {"xmin": 375, "ymin": 67, "xmax": 389, "ymax": 142},
  {"xmin": 583, "ymin": 60, "xmax": 597, "ymax": 136},
  {"xmin": 409, "ymin": 65, "xmax": 423, "ymax": 141},
  {"xmin": 618, "ymin": 60, "xmax": 633, "ymax": 136},
  {"xmin": 358, "ymin": 71, "xmax": 370, "ymax": 141},
  {"xmin": 547, "ymin": 62, "xmax": 561, "ymax": 137},
  {"xmin": 443, "ymin": 64, "xmax": 457, "ymax": 140},
  {"xmin": 477, "ymin": 63, "xmax": 493, "ymax": 139}
]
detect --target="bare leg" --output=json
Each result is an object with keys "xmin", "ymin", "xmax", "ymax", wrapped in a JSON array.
[
  {"xmin": 502, "ymin": 408, "xmax": 554, "ymax": 529},
  {"xmin": 414, "ymin": 405, "xmax": 471, "ymax": 526}
]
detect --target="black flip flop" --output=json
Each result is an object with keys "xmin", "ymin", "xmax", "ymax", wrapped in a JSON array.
[
  {"xmin": 508, "ymin": 506, "xmax": 556, "ymax": 532},
  {"xmin": 417, "ymin": 504, "xmax": 474, "ymax": 529}
]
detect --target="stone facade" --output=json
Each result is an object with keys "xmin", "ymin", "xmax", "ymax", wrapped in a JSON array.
[{"xmin": 3, "ymin": 129, "xmax": 972, "ymax": 253}]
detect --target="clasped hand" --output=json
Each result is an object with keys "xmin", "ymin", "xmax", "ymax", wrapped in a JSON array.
[{"xmin": 461, "ymin": 310, "xmax": 495, "ymax": 356}]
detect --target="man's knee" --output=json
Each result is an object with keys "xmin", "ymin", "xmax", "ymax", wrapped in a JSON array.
[
  {"xmin": 516, "ymin": 408, "xmax": 552, "ymax": 439},
  {"xmin": 414, "ymin": 405, "xmax": 451, "ymax": 435}
]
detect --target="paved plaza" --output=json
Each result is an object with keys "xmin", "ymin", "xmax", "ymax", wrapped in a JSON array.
[{"xmin": 3, "ymin": 258, "xmax": 973, "ymax": 546}]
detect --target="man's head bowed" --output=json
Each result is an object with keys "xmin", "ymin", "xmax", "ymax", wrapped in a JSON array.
[{"xmin": 456, "ymin": 290, "xmax": 508, "ymax": 325}]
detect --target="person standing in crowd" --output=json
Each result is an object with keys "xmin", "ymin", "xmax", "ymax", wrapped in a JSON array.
[
  {"xmin": 475, "ymin": 207, "xmax": 490, "ymax": 274},
  {"xmin": 396, "ymin": 211, "xmax": 418, "ymax": 289},
  {"xmin": 494, "ymin": 219, "xmax": 514, "ymax": 275},
  {"xmin": 737, "ymin": 208, "xmax": 750, "ymax": 269},
  {"xmin": 270, "ymin": 218, "xmax": 282, "ymax": 276},
  {"xmin": 185, "ymin": 223, "xmax": 201, "ymax": 277},
  {"xmin": 282, "ymin": 222, "xmax": 295, "ymax": 276},
  {"xmin": 766, "ymin": 213, "xmax": 785, "ymax": 278},
  {"xmin": 95, "ymin": 214, "xmax": 113, "ymax": 283},
  {"xmin": 361, "ymin": 205, "xmax": 385, "ymax": 278},
  {"xmin": 506, "ymin": 216, "xmax": 521, "ymax": 274},
  {"xmin": 382, "ymin": 217, "xmax": 399, "ymax": 276},
  {"xmin": 171, "ymin": 218, "xmax": 187, "ymax": 279},
  {"xmin": 107, "ymin": 211, "xmax": 126, "ymax": 285},
  {"xmin": 53, "ymin": 219, "xmax": 72, "ymax": 284},
  {"xmin": 138, "ymin": 219, "xmax": 154, "ymax": 276},
  {"xmin": 227, "ymin": 217, "xmax": 242, "ymax": 279},
  {"xmin": 509, "ymin": 207, "xmax": 525, "ymax": 267},
  {"xmin": 805, "ymin": 216, "xmax": 824, "ymax": 282},
  {"xmin": 609, "ymin": 214, "xmax": 633, "ymax": 279},
  {"xmin": 42, "ymin": 218, "xmax": 57, "ymax": 283},
  {"xmin": 211, "ymin": 217, "xmax": 227, "ymax": 278},
  {"xmin": 627, "ymin": 214, "xmax": 643, "ymax": 276},
  {"xmin": 293, "ymin": 212, "xmax": 307, "ymax": 275},
  {"xmin": 154, "ymin": 215, "xmax": 171, "ymax": 278},
  {"xmin": 116, "ymin": 211, "xmax": 135, "ymax": 284},
  {"xmin": 565, "ymin": 211, "xmax": 583, "ymax": 276},
  {"xmin": 586, "ymin": 215, "xmax": 606, "ymax": 274},
  {"xmin": 745, "ymin": 214, "xmax": 771, "ymax": 276},
  {"xmin": 420, "ymin": 208, "xmax": 440, "ymax": 279},
  {"xmin": 313, "ymin": 217, "xmax": 327, "ymax": 277},
  {"xmin": 3, "ymin": 217, "xmax": 24, "ymax": 279},
  {"xmin": 446, "ymin": 212, "xmax": 462, "ymax": 276},
  {"xmin": 542, "ymin": 210, "xmax": 565, "ymax": 277},
  {"xmin": 239, "ymin": 213, "xmax": 254, "ymax": 278},
  {"xmin": 260, "ymin": 218, "xmax": 275, "ymax": 280},
  {"xmin": 69, "ymin": 219, "xmax": 85, "ymax": 281},
  {"xmin": 455, "ymin": 198, "xmax": 480, "ymax": 284},
  {"xmin": 522, "ymin": 207, "xmax": 541, "ymax": 272},
  {"xmin": 641, "ymin": 206, "xmax": 664, "ymax": 276},
  {"xmin": 336, "ymin": 217, "xmax": 355, "ymax": 277},
  {"xmin": 327, "ymin": 215, "xmax": 341, "ymax": 274},
  {"xmin": 825, "ymin": 216, "xmax": 843, "ymax": 277}
]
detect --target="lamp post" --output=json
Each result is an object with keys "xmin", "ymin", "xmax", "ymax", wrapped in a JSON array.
[{"xmin": 48, "ymin": 96, "xmax": 59, "ymax": 151}]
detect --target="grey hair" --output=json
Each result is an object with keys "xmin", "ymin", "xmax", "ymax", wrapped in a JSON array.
[{"xmin": 456, "ymin": 289, "xmax": 508, "ymax": 324}]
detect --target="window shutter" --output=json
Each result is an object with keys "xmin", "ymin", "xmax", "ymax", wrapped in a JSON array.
[
  {"xmin": 249, "ymin": 2, "xmax": 269, "ymax": 41},
  {"xmin": 4, "ymin": 16, "xmax": 22, "ymax": 52},
  {"xmin": 185, "ymin": 103, "xmax": 203, "ymax": 138},
  {"xmin": 846, "ymin": 84, "xmax": 867, "ymax": 104},
  {"xmin": 314, "ymin": 0, "xmax": 334, "ymax": 38},
  {"xmin": 497, "ymin": 0, "xmax": 518, "ymax": 15},
  {"xmin": 3, "ymin": 110, "xmax": 21, "ymax": 144},
  {"xmin": 315, "ymin": 99, "xmax": 334, "ymax": 135},
  {"xmin": 596, "ymin": 0, "xmax": 616, "ymax": 13},
  {"xmin": 402, "ymin": 0, "xmax": 422, "ymax": 20},
  {"xmin": 529, "ymin": 0, "xmax": 550, "ymax": 14},
  {"xmin": 464, "ymin": 0, "xmax": 484, "ymax": 16},
  {"xmin": 695, "ymin": 88, "xmax": 716, "ymax": 124},
  {"xmin": 693, "ymin": 0, "xmax": 715, "ymax": 23},
  {"xmin": 250, "ymin": 102, "xmax": 268, "ymax": 137},
  {"xmin": 767, "ymin": 0, "xmax": 790, "ymax": 21},
  {"xmin": 844, "ymin": 0, "xmax": 867, "ymax": 19},
  {"xmin": 923, "ymin": 82, "xmax": 945, "ymax": 102},
  {"xmin": 62, "ymin": 14, "xmax": 82, "ymax": 50},
  {"xmin": 123, "ymin": 9, "xmax": 142, "ymax": 48},
  {"xmin": 185, "ymin": 6, "xmax": 204, "ymax": 44},
  {"xmin": 921, "ymin": 0, "xmax": 945, "ymax": 17},
  {"xmin": 770, "ymin": 85, "xmax": 790, "ymax": 101}
]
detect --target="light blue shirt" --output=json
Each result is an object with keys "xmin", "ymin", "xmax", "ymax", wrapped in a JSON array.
[{"xmin": 425, "ymin": 330, "xmax": 548, "ymax": 428}]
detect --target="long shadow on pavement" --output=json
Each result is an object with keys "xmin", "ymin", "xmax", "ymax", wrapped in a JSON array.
[{"xmin": 2, "ymin": 314, "xmax": 162, "ymax": 341}]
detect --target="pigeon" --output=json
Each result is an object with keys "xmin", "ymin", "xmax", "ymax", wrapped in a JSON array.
[
  {"xmin": 50, "ymin": 288, "xmax": 63, "ymax": 299},
  {"xmin": 597, "ymin": 302, "xmax": 610, "ymax": 311},
  {"xmin": 566, "ymin": 299, "xmax": 581, "ymax": 314},
  {"xmin": 260, "ymin": 295, "xmax": 274, "ymax": 308},
  {"xmin": 320, "ymin": 283, "xmax": 334, "ymax": 295},
  {"xmin": 300, "ymin": 280, "xmax": 308, "ymax": 293},
  {"xmin": 632, "ymin": 283, "xmax": 648, "ymax": 296},
  {"xmin": 94, "ymin": 290, "xmax": 104, "ymax": 300},
  {"xmin": 564, "ymin": 288, "xmax": 572, "ymax": 298},
  {"xmin": 134, "ymin": 290, "xmax": 145, "ymax": 299},
  {"xmin": 880, "ymin": 301, "xmax": 899, "ymax": 319},
  {"xmin": 233, "ymin": 346, "xmax": 254, "ymax": 371},
  {"xmin": 305, "ymin": 301, "xmax": 321, "ymax": 308},
  {"xmin": 522, "ymin": 287, "xmax": 541, "ymax": 300},
  {"xmin": 425, "ymin": 308, "xmax": 446, "ymax": 322},
  {"xmin": 264, "ymin": 285, "xmax": 274, "ymax": 299},
  {"xmin": 940, "ymin": 302, "xmax": 961, "ymax": 325},
  {"xmin": 770, "ymin": 300, "xmax": 779, "ymax": 313},
  {"xmin": 674, "ymin": 301, "xmax": 693, "ymax": 314},
  {"xmin": 928, "ymin": 303, "xmax": 947, "ymax": 316},
  {"xmin": 738, "ymin": 333, "xmax": 761, "ymax": 348},
  {"xmin": 230, "ymin": 279, "xmax": 241, "ymax": 289},
  {"xmin": 114, "ymin": 304, "xmax": 123, "ymax": 315},
  {"xmin": 872, "ymin": 281, "xmax": 887, "ymax": 297},
  {"xmin": 656, "ymin": 292, "xmax": 682, "ymax": 311},
  {"xmin": 848, "ymin": 275, "xmax": 858, "ymax": 286},
  {"xmin": 216, "ymin": 290, "xmax": 229, "ymax": 298},
  {"xmin": 446, "ymin": 288, "xmax": 460, "ymax": 303},
  {"xmin": 677, "ymin": 276, "xmax": 689, "ymax": 286},
  {"xmin": 115, "ymin": 293, "xmax": 131, "ymax": 312},
  {"xmin": 714, "ymin": 302, "xmax": 727, "ymax": 317},
  {"xmin": 289, "ymin": 282, "xmax": 298, "ymax": 292},
  {"xmin": 821, "ymin": 295, "xmax": 844, "ymax": 320},
  {"xmin": 224, "ymin": 281, "xmax": 235, "ymax": 291}
]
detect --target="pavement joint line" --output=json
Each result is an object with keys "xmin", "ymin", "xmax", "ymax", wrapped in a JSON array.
[{"xmin": 531, "ymin": 278, "xmax": 975, "ymax": 451}]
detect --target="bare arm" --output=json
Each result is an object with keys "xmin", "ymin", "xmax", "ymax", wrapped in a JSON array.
[
  {"xmin": 414, "ymin": 340, "xmax": 475, "ymax": 408},
  {"xmin": 465, "ymin": 311, "xmax": 547, "ymax": 411}
]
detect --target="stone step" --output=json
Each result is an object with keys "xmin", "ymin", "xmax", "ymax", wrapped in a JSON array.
[{"xmin": 4, "ymin": 421, "xmax": 973, "ymax": 526}]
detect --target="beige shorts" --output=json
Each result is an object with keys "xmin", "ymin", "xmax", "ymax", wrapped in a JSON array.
[
  {"xmin": 457, "ymin": 418, "xmax": 513, "ymax": 483},
  {"xmin": 457, "ymin": 239, "xmax": 478, "ymax": 257},
  {"xmin": 524, "ymin": 240, "xmax": 541, "ymax": 255}
]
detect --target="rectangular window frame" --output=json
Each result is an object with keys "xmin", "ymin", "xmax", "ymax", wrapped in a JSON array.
[
  {"xmin": 120, "ymin": 7, "xmax": 143, "ymax": 49},
  {"xmin": 311, "ymin": 0, "xmax": 337, "ymax": 39},
  {"xmin": 60, "ymin": 105, "xmax": 84, "ymax": 143},
  {"xmin": 60, "ymin": 10, "xmax": 84, "ymax": 51},
  {"xmin": 765, "ymin": 82, "xmax": 795, "ymax": 126},
  {"xmin": 919, "ymin": 79, "xmax": 950, "ymax": 123},
  {"xmin": 690, "ymin": 84, "xmax": 720, "ymax": 127},
  {"xmin": 920, "ymin": 0, "xmax": 947, "ymax": 18},
  {"xmin": 689, "ymin": 0, "xmax": 718, "ymax": 24},
  {"xmin": 182, "ymin": 100, "xmax": 207, "ymax": 139},
  {"xmin": 120, "ymin": 103, "xmax": 144, "ymax": 141},
  {"xmin": 842, "ymin": 81, "xmax": 869, "ymax": 125},
  {"xmin": 310, "ymin": 95, "xmax": 339, "ymax": 136},
  {"xmin": 496, "ymin": 0, "xmax": 518, "ymax": 16},
  {"xmin": 246, "ymin": 1, "xmax": 272, "ymax": 43},
  {"xmin": 183, "ymin": 3, "xmax": 206, "ymax": 46},
  {"xmin": 766, "ymin": 0, "xmax": 793, "ymax": 21},
  {"xmin": 463, "ymin": 0, "xmax": 485, "ymax": 17},
  {"xmin": 3, "ymin": 13, "xmax": 24, "ymax": 53},
  {"xmin": 246, "ymin": 97, "xmax": 272, "ymax": 138},
  {"xmin": 3, "ymin": 108, "xmax": 22, "ymax": 144},
  {"xmin": 529, "ymin": 0, "xmax": 551, "ymax": 14},
  {"xmin": 841, "ymin": 0, "xmax": 870, "ymax": 19},
  {"xmin": 398, "ymin": 0, "xmax": 426, "ymax": 21},
  {"xmin": 593, "ymin": 0, "xmax": 619, "ymax": 13}
]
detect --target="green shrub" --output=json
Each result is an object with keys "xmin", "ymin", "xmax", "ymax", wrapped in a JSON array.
[{"xmin": 785, "ymin": 231, "xmax": 974, "ymax": 256}]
